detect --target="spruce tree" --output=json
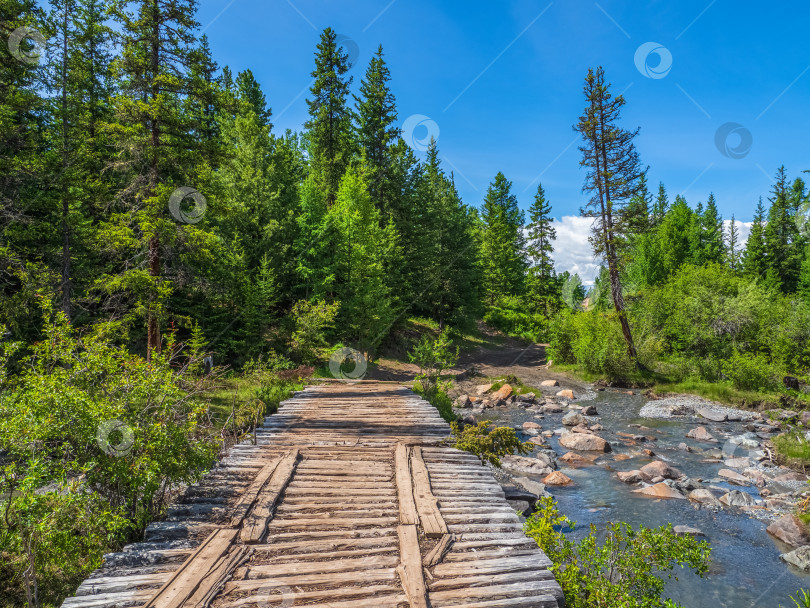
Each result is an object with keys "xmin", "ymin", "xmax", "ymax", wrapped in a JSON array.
[
  {"xmin": 626, "ymin": 173, "xmax": 652, "ymax": 237},
  {"xmin": 725, "ymin": 214, "xmax": 741, "ymax": 271},
  {"xmin": 480, "ymin": 172, "xmax": 526, "ymax": 304},
  {"xmin": 235, "ymin": 68, "xmax": 271, "ymax": 127},
  {"xmin": 743, "ymin": 198, "xmax": 768, "ymax": 280},
  {"xmin": 525, "ymin": 183, "xmax": 557, "ymax": 313},
  {"xmin": 575, "ymin": 66, "xmax": 645, "ymax": 364},
  {"xmin": 305, "ymin": 28, "xmax": 353, "ymax": 205},
  {"xmin": 354, "ymin": 45, "xmax": 398, "ymax": 208},
  {"xmin": 652, "ymin": 182, "xmax": 669, "ymax": 227},
  {"xmin": 764, "ymin": 166, "xmax": 802, "ymax": 291},
  {"xmin": 700, "ymin": 193, "xmax": 724, "ymax": 264}
]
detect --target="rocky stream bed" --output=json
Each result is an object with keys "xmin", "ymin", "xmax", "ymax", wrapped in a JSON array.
[{"xmin": 450, "ymin": 379, "xmax": 810, "ymax": 608}]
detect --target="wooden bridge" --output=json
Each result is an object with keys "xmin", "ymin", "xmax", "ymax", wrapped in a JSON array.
[{"xmin": 63, "ymin": 381, "xmax": 564, "ymax": 608}]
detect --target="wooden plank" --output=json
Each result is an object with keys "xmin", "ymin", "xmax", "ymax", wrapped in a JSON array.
[
  {"xmin": 228, "ymin": 456, "xmax": 283, "ymax": 527},
  {"xmin": 424, "ymin": 533, "xmax": 454, "ymax": 568},
  {"xmin": 240, "ymin": 448, "xmax": 299, "ymax": 544},
  {"xmin": 142, "ymin": 527, "xmax": 238, "ymax": 608},
  {"xmin": 397, "ymin": 524, "xmax": 428, "ymax": 608},
  {"xmin": 411, "ymin": 447, "xmax": 448, "ymax": 538},
  {"xmin": 395, "ymin": 443, "xmax": 418, "ymax": 526}
]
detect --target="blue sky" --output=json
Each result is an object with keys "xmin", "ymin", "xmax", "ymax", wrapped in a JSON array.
[{"xmin": 197, "ymin": 0, "xmax": 809, "ymax": 278}]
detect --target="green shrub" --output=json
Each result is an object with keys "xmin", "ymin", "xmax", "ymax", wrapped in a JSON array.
[
  {"xmin": 773, "ymin": 431, "xmax": 810, "ymax": 467},
  {"xmin": 290, "ymin": 299, "xmax": 340, "ymax": 364},
  {"xmin": 484, "ymin": 296, "xmax": 549, "ymax": 342},
  {"xmin": 524, "ymin": 497, "xmax": 711, "ymax": 608},
  {"xmin": 547, "ymin": 309, "xmax": 577, "ymax": 364},
  {"xmin": 721, "ymin": 351, "xmax": 782, "ymax": 392},
  {"xmin": 450, "ymin": 421, "xmax": 532, "ymax": 466}
]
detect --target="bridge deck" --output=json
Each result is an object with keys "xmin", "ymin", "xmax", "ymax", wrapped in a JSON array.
[{"xmin": 63, "ymin": 381, "xmax": 563, "ymax": 608}]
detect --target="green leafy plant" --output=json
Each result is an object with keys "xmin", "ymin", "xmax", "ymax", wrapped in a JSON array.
[
  {"xmin": 408, "ymin": 328, "xmax": 459, "ymax": 397},
  {"xmin": 450, "ymin": 421, "xmax": 532, "ymax": 466},
  {"xmin": 290, "ymin": 299, "xmax": 340, "ymax": 364},
  {"xmin": 524, "ymin": 497, "xmax": 711, "ymax": 608},
  {"xmin": 783, "ymin": 589, "xmax": 810, "ymax": 608}
]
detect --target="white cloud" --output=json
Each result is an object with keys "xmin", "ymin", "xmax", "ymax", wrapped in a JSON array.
[
  {"xmin": 723, "ymin": 218, "xmax": 753, "ymax": 249},
  {"xmin": 550, "ymin": 216, "xmax": 600, "ymax": 285}
]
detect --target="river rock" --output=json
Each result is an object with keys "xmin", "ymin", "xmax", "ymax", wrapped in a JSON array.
[
  {"xmin": 475, "ymin": 383, "xmax": 493, "ymax": 396},
  {"xmin": 632, "ymin": 482, "xmax": 686, "ymax": 500},
  {"xmin": 559, "ymin": 433, "xmax": 612, "ymax": 452},
  {"xmin": 500, "ymin": 455, "xmax": 553, "ymax": 476},
  {"xmin": 522, "ymin": 421, "xmax": 542, "ymax": 430},
  {"xmin": 493, "ymin": 384, "xmax": 513, "ymax": 400},
  {"xmin": 772, "ymin": 470, "xmax": 807, "ymax": 482},
  {"xmin": 540, "ymin": 380, "xmax": 559, "ymax": 387},
  {"xmin": 613, "ymin": 454, "xmax": 631, "ymax": 461},
  {"xmin": 729, "ymin": 434, "xmax": 760, "ymax": 448},
  {"xmin": 526, "ymin": 436, "xmax": 548, "ymax": 446},
  {"xmin": 674, "ymin": 525, "xmax": 705, "ymax": 537},
  {"xmin": 724, "ymin": 457, "xmax": 752, "ymax": 469},
  {"xmin": 617, "ymin": 470, "xmax": 645, "ymax": 483},
  {"xmin": 697, "ymin": 407, "xmax": 728, "ymax": 422},
  {"xmin": 719, "ymin": 490, "xmax": 755, "ymax": 507},
  {"xmin": 559, "ymin": 452, "xmax": 595, "ymax": 467},
  {"xmin": 455, "ymin": 395, "xmax": 472, "ymax": 408},
  {"xmin": 718, "ymin": 469, "xmax": 750, "ymax": 485},
  {"xmin": 556, "ymin": 389, "xmax": 575, "ymax": 400},
  {"xmin": 767, "ymin": 515, "xmax": 810, "ymax": 547},
  {"xmin": 517, "ymin": 392, "xmax": 536, "ymax": 403},
  {"xmin": 678, "ymin": 442, "xmax": 692, "ymax": 452},
  {"xmin": 689, "ymin": 489, "xmax": 722, "ymax": 506},
  {"xmin": 543, "ymin": 471, "xmax": 573, "ymax": 486},
  {"xmin": 582, "ymin": 405, "xmax": 598, "ymax": 416},
  {"xmin": 590, "ymin": 424, "xmax": 604, "ymax": 431},
  {"xmin": 782, "ymin": 546, "xmax": 810, "ymax": 571},
  {"xmin": 640, "ymin": 460, "xmax": 682, "ymax": 480},
  {"xmin": 686, "ymin": 426, "xmax": 718, "ymax": 442},
  {"xmin": 513, "ymin": 476, "xmax": 551, "ymax": 498},
  {"xmin": 562, "ymin": 411, "xmax": 584, "ymax": 426},
  {"xmin": 543, "ymin": 404, "xmax": 563, "ymax": 414}
]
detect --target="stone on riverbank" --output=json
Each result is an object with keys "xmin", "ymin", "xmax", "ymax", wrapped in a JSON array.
[
  {"xmin": 543, "ymin": 471, "xmax": 573, "ymax": 486},
  {"xmin": 781, "ymin": 546, "xmax": 810, "ymax": 571},
  {"xmin": 543, "ymin": 404, "xmax": 563, "ymax": 414},
  {"xmin": 540, "ymin": 380, "xmax": 559, "ymax": 387},
  {"xmin": 719, "ymin": 490, "xmax": 755, "ymax": 507},
  {"xmin": 640, "ymin": 460, "xmax": 682, "ymax": 480},
  {"xmin": 632, "ymin": 482, "xmax": 686, "ymax": 500},
  {"xmin": 475, "ymin": 384, "xmax": 493, "ymax": 395},
  {"xmin": 556, "ymin": 389, "xmax": 575, "ymax": 400},
  {"xmin": 617, "ymin": 470, "xmax": 645, "ymax": 483},
  {"xmin": 690, "ymin": 489, "xmax": 722, "ymax": 506},
  {"xmin": 559, "ymin": 452, "xmax": 595, "ymax": 467},
  {"xmin": 522, "ymin": 421, "xmax": 541, "ymax": 430},
  {"xmin": 724, "ymin": 457, "xmax": 752, "ymax": 469},
  {"xmin": 455, "ymin": 395, "xmax": 472, "ymax": 408},
  {"xmin": 697, "ymin": 407, "xmax": 728, "ymax": 422},
  {"xmin": 559, "ymin": 433, "xmax": 611, "ymax": 452},
  {"xmin": 686, "ymin": 426, "xmax": 718, "ymax": 442},
  {"xmin": 674, "ymin": 525, "xmax": 705, "ymax": 537},
  {"xmin": 718, "ymin": 469, "xmax": 750, "ymax": 485},
  {"xmin": 562, "ymin": 411, "xmax": 584, "ymax": 426},
  {"xmin": 513, "ymin": 476, "xmax": 550, "ymax": 498},
  {"xmin": 767, "ymin": 515, "xmax": 810, "ymax": 548},
  {"xmin": 493, "ymin": 384, "xmax": 513, "ymax": 400},
  {"xmin": 500, "ymin": 455, "xmax": 553, "ymax": 476}
]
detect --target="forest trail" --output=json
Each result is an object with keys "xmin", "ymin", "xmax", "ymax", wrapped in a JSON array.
[{"xmin": 63, "ymin": 381, "xmax": 564, "ymax": 608}]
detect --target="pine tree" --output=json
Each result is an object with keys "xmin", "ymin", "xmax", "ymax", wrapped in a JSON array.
[
  {"xmin": 305, "ymin": 28, "xmax": 353, "ymax": 205},
  {"xmin": 235, "ymin": 68, "xmax": 271, "ymax": 127},
  {"xmin": 743, "ymin": 198, "xmax": 768, "ymax": 280},
  {"xmin": 700, "ymin": 193, "xmax": 724, "ymax": 264},
  {"xmin": 354, "ymin": 45, "xmax": 398, "ymax": 209},
  {"xmin": 480, "ymin": 172, "xmax": 526, "ymax": 304},
  {"xmin": 764, "ymin": 166, "xmax": 802, "ymax": 291},
  {"xmin": 626, "ymin": 173, "xmax": 652, "ymax": 237},
  {"xmin": 525, "ymin": 183, "xmax": 557, "ymax": 313},
  {"xmin": 575, "ymin": 66, "xmax": 645, "ymax": 365},
  {"xmin": 652, "ymin": 182, "xmax": 668, "ymax": 227},
  {"xmin": 725, "ymin": 214, "xmax": 741, "ymax": 271},
  {"xmin": 104, "ymin": 0, "xmax": 204, "ymax": 359}
]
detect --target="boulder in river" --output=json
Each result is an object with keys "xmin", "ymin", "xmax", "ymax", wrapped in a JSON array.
[
  {"xmin": 500, "ymin": 455, "xmax": 553, "ymax": 476},
  {"xmin": 562, "ymin": 411, "xmax": 584, "ymax": 426},
  {"xmin": 697, "ymin": 407, "xmax": 728, "ymax": 422},
  {"xmin": 723, "ymin": 457, "xmax": 752, "ymax": 469},
  {"xmin": 617, "ymin": 470, "xmax": 645, "ymax": 484},
  {"xmin": 719, "ymin": 490, "xmax": 755, "ymax": 507},
  {"xmin": 540, "ymin": 380, "xmax": 559, "ymax": 387},
  {"xmin": 781, "ymin": 546, "xmax": 810, "ymax": 571},
  {"xmin": 543, "ymin": 404, "xmax": 563, "ymax": 414},
  {"xmin": 767, "ymin": 515, "xmax": 810, "ymax": 548},
  {"xmin": 632, "ymin": 482, "xmax": 686, "ymax": 500},
  {"xmin": 513, "ymin": 476, "xmax": 550, "ymax": 498},
  {"xmin": 686, "ymin": 426, "xmax": 718, "ymax": 443},
  {"xmin": 718, "ymin": 469, "xmax": 750, "ymax": 485},
  {"xmin": 640, "ymin": 460, "xmax": 682, "ymax": 480},
  {"xmin": 689, "ymin": 489, "xmax": 722, "ymax": 506},
  {"xmin": 493, "ymin": 384, "xmax": 513, "ymax": 400},
  {"xmin": 543, "ymin": 471, "xmax": 573, "ymax": 486},
  {"xmin": 556, "ymin": 389, "xmax": 575, "ymax": 400},
  {"xmin": 559, "ymin": 452, "xmax": 595, "ymax": 467},
  {"xmin": 455, "ymin": 395, "xmax": 472, "ymax": 408},
  {"xmin": 674, "ymin": 525, "xmax": 705, "ymax": 537},
  {"xmin": 522, "ymin": 421, "xmax": 541, "ymax": 430},
  {"xmin": 517, "ymin": 392, "xmax": 536, "ymax": 403},
  {"xmin": 559, "ymin": 433, "xmax": 612, "ymax": 452}
]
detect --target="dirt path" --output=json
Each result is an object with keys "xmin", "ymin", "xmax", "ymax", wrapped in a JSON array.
[{"xmin": 368, "ymin": 325, "xmax": 589, "ymax": 395}]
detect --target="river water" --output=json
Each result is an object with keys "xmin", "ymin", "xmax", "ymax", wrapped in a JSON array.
[{"xmin": 481, "ymin": 389, "xmax": 810, "ymax": 608}]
